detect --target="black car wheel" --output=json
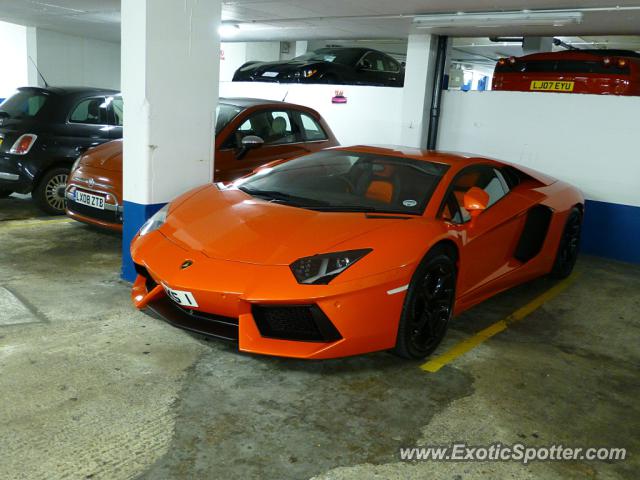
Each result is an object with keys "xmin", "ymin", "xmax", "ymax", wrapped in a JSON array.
[
  {"xmin": 550, "ymin": 207, "xmax": 582, "ymax": 279},
  {"xmin": 392, "ymin": 247, "xmax": 457, "ymax": 360},
  {"xmin": 0, "ymin": 190, "xmax": 13, "ymax": 198},
  {"xmin": 33, "ymin": 167, "xmax": 69, "ymax": 215}
]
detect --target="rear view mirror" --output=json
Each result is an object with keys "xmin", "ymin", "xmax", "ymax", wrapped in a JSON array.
[{"xmin": 463, "ymin": 187, "xmax": 489, "ymax": 218}]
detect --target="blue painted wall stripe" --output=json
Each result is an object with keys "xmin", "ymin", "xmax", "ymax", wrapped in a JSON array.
[
  {"xmin": 121, "ymin": 200, "xmax": 167, "ymax": 282},
  {"xmin": 581, "ymin": 199, "xmax": 640, "ymax": 264}
]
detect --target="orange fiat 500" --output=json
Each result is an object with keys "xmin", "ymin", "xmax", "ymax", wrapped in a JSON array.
[
  {"xmin": 130, "ymin": 146, "xmax": 584, "ymax": 360},
  {"xmin": 65, "ymin": 98, "xmax": 338, "ymax": 230}
]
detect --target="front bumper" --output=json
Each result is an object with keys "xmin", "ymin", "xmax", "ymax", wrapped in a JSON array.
[
  {"xmin": 131, "ymin": 231, "xmax": 412, "ymax": 359},
  {"xmin": 65, "ymin": 182, "xmax": 123, "ymax": 231}
]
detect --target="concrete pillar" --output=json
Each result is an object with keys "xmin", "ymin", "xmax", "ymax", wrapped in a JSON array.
[
  {"xmin": 26, "ymin": 27, "xmax": 40, "ymax": 86},
  {"xmin": 121, "ymin": 0, "xmax": 221, "ymax": 280},
  {"xmin": 400, "ymin": 34, "xmax": 439, "ymax": 149},
  {"xmin": 522, "ymin": 36, "xmax": 553, "ymax": 55},
  {"xmin": 295, "ymin": 41, "xmax": 308, "ymax": 57}
]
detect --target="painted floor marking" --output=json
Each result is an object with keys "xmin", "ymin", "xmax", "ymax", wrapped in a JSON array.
[{"xmin": 421, "ymin": 272, "xmax": 579, "ymax": 373}]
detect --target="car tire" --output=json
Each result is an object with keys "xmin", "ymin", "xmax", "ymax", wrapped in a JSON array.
[
  {"xmin": 0, "ymin": 190, "xmax": 13, "ymax": 198},
  {"xmin": 33, "ymin": 167, "xmax": 69, "ymax": 215},
  {"xmin": 392, "ymin": 247, "xmax": 457, "ymax": 360},
  {"xmin": 549, "ymin": 207, "xmax": 582, "ymax": 279}
]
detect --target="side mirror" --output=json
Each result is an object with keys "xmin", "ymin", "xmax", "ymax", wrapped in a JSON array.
[
  {"xmin": 237, "ymin": 135, "xmax": 264, "ymax": 160},
  {"xmin": 241, "ymin": 135, "xmax": 264, "ymax": 149},
  {"xmin": 463, "ymin": 187, "xmax": 490, "ymax": 219}
]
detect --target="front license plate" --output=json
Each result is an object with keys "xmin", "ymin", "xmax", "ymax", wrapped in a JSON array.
[
  {"xmin": 163, "ymin": 284, "xmax": 199, "ymax": 308},
  {"xmin": 261, "ymin": 71, "xmax": 279, "ymax": 78},
  {"xmin": 75, "ymin": 190, "xmax": 105, "ymax": 210},
  {"xmin": 530, "ymin": 80, "xmax": 574, "ymax": 92}
]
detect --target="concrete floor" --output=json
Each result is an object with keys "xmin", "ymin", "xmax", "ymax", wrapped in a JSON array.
[{"xmin": 1, "ymin": 194, "xmax": 638, "ymax": 480}]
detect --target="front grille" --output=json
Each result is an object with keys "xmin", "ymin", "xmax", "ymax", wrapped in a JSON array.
[
  {"xmin": 134, "ymin": 263, "xmax": 157, "ymax": 292},
  {"xmin": 252, "ymin": 305, "xmax": 342, "ymax": 342},
  {"xmin": 67, "ymin": 199, "xmax": 121, "ymax": 223},
  {"xmin": 146, "ymin": 296, "xmax": 239, "ymax": 342}
]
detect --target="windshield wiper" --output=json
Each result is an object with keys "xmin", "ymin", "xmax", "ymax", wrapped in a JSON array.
[
  {"xmin": 238, "ymin": 187, "xmax": 330, "ymax": 207},
  {"xmin": 306, "ymin": 205, "xmax": 417, "ymax": 215}
]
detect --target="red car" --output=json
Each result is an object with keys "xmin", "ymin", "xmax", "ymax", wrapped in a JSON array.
[
  {"xmin": 493, "ymin": 49, "xmax": 640, "ymax": 96},
  {"xmin": 65, "ymin": 98, "xmax": 338, "ymax": 231},
  {"xmin": 130, "ymin": 146, "xmax": 584, "ymax": 360}
]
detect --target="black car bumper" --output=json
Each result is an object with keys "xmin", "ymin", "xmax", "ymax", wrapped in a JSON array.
[
  {"xmin": 0, "ymin": 154, "xmax": 36, "ymax": 193},
  {"xmin": 145, "ymin": 296, "xmax": 240, "ymax": 342}
]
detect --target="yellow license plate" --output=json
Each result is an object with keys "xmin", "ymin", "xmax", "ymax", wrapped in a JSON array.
[{"xmin": 530, "ymin": 80, "xmax": 574, "ymax": 92}]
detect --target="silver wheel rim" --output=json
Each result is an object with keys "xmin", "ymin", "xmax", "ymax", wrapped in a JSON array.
[{"xmin": 45, "ymin": 173, "xmax": 68, "ymax": 212}]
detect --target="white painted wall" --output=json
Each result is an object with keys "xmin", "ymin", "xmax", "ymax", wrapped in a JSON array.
[
  {"xmin": 29, "ymin": 28, "xmax": 120, "ymax": 90},
  {"xmin": 438, "ymin": 90, "xmax": 640, "ymax": 207},
  {"xmin": 0, "ymin": 21, "xmax": 28, "ymax": 99},
  {"xmin": 220, "ymin": 81, "xmax": 403, "ymax": 146}
]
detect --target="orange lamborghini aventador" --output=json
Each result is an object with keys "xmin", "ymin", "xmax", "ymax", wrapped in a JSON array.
[{"xmin": 130, "ymin": 146, "xmax": 583, "ymax": 360}]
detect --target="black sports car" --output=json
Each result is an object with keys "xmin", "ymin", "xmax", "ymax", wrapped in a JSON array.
[
  {"xmin": 0, "ymin": 86, "xmax": 122, "ymax": 214},
  {"xmin": 233, "ymin": 47, "xmax": 405, "ymax": 87}
]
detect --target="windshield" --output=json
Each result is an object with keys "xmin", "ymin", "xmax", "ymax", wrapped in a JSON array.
[
  {"xmin": 0, "ymin": 90, "xmax": 48, "ymax": 119},
  {"xmin": 293, "ymin": 48, "xmax": 362, "ymax": 66},
  {"xmin": 234, "ymin": 150, "xmax": 449, "ymax": 215},
  {"xmin": 215, "ymin": 103, "xmax": 243, "ymax": 134}
]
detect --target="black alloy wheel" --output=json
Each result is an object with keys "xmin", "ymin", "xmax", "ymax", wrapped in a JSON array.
[
  {"xmin": 550, "ymin": 207, "xmax": 582, "ymax": 279},
  {"xmin": 393, "ymin": 248, "xmax": 456, "ymax": 359}
]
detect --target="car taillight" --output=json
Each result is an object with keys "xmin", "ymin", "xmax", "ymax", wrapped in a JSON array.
[
  {"xmin": 497, "ymin": 58, "xmax": 506, "ymax": 66},
  {"xmin": 9, "ymin": 134, "xmax": 38, "ymax": 155},
  {"xmin": 617, "ymin": 58, "xmax": 628, "ymax": 68}
]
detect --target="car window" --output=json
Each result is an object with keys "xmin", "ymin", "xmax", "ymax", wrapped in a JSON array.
[
  {"xmin": 69, "ymin": 97, "xmax": 109, "ymax": 125},
  {"xmin": 0, "ymin": 90, "xmax": 48, "ymax": 119},
  {"xmin": 441, "ymin": 166, "xmax": 510, "ymax": 224},
  {"xmin": 359, "ymin": 52, "xmax": 387, "ymax": 72},
  {"xmin": 110, "ymin": 96, "xmax": 123, "ymax": 126},
  {"xmin": 298, "ymin": 113, "xmax": 328, "ymax": 141},
  {"xmin": 235, "ymin": 150, "xmax": 449, "ymax": 215},
  {"xmin": 233, "ymin": 110, "xmax": 296, "ymax": 146}
]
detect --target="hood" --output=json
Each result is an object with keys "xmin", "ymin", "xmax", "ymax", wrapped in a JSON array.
[
  {"xmin": 162, "ymin": 185, "xmax": 406, "ymax": 266},
  {"xmin": 80, "ymin": 139, "xmax": 122, "ymax": 171}
]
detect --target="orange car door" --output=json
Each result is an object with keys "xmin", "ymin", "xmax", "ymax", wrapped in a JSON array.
[
  {"xmin": 214, "ymin": 109, "xmax": 312, "ymax": 182},
  {"xmin": 442, "ymin": 166, "xmax": 533, "ymax": 299}
]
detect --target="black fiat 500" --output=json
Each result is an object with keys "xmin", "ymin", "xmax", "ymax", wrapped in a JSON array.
[{"xmin": 0, "ymin": 86, "xmax": 123, "ymax": 214}]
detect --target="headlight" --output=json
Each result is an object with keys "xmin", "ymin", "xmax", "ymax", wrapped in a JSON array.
[
  {"xmin": 71, "ymin": 154, "xmax": 85, "ymax": 172},
  {"xmin": 138, "ymin": 204, "xmax": 170, "ymax": 237},
  {"xmin": 290, "ymin": 249, "xmax": 372, "ymax": 285},
  {"xmin": 302, "ymin": 68, "xmax": 318, "ymax": 78}
]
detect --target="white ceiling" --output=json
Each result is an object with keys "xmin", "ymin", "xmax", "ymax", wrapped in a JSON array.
[{"xmin": 0, "ymin": 0, "xmax": 639, "ymax": 43}]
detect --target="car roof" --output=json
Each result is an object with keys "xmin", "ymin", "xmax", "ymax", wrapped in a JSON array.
[
  {"xmin": 334, "ymin": 145, "xmax": 492, "ymax": 167},
  {"xmin": 17, "ymin": 86, "xmax": 120, "ymax": 96},
  {"xmin": 220, "ymin": 97, "xmax": 318, "ymax": 112},
  {"xmin": 334, "ymin": 145, "xmax": 558, "ymax": 185},
  {"xmin": 514, "ymin": 49, "xmax": 640, "ymax": 61}
]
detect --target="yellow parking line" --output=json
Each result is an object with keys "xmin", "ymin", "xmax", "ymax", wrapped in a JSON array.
[
  {"xmin": 421, "ymin": 272, "xmax": 579, "ymax": 373},
  {"xmin": 0, "ymin": 218, "xmax": 74, "ymax": 230}
]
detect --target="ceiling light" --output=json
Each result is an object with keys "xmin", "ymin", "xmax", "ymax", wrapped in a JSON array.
[
  {"xmin": 413, "ymin": 11, "xmax": 583, "ymax": 29},
  {"xmin": 218, "ymin": 23, "xmax": 240, "ymax": 38}
]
